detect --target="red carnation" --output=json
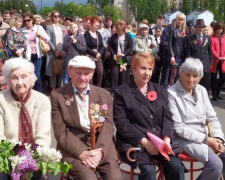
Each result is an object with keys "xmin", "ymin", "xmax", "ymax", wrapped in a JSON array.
[
  {"xmin": 180, "ymin": 32, "xmax": 186, "ymax": 37},
  {"xmin": 150, "ymin": 43, "xmax": 155, "ymax": 48},
  {"xmin": 147, "ymin": 91, "xmax": 157, "ymax": 101}
]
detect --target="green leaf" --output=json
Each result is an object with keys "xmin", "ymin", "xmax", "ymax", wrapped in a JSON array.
[{"xmin": 40, "ymin": 162, "xmax": 47, "ymax": 176}]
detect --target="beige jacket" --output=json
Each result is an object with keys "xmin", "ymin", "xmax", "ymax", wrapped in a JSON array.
[
  {"xmin": 134, "ymin": 34, "xmax": 158, "ymax": 54},
  {"xmin": 0, "ymin": 21, "xmax": 10, "ymax": 39},
  {"xmin": 0, "ymin": 89, "xmax": 52, "ymax": 147}
]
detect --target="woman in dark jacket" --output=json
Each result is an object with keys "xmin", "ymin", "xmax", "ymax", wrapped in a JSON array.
[
  {"xmin": 168, "ymin": 13, "xmax": 186, "ymax": 86},
  {"xmin": 108, "ymin": 19, "xmax": 133, "ymax": 89},
  {"xmin": 84, "ymin": 16, "xmax": 104, "ymax": 87},
  {"xmin": 114, "ymin": 52, "xmax": 185, "ymax": 180},
  {"xmin": 63, "ymin": 22, "xmax": 86, "ymax": 85}
]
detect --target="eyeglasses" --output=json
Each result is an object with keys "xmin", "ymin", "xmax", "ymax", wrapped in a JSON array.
[
  {"xmin": 54, "ymin": 15, "xmax": 60, "ymax": 18},
  {"xmin": 24, "ymin": 19, "xmax": 31, "ymax": 23}
]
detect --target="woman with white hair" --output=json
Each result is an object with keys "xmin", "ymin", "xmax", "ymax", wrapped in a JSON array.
[
  {"xmin": 0, "ymin": 58, "xmax": 51, "ymax": 179},
  {"xmin": 168, "ymin": 58, "xmax": 225, "ymax": 180}
]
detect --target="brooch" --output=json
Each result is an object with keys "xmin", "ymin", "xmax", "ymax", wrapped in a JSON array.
[
  {"xmin": 65, "ymin": 95, "xmax": 74, "ymax": 106},
  {"xmin": 203, "ymin": 37, "xmax": 208, "ymax": 46},
  {"xmin": 180, "ymin": 32, "xmax": 185, "ymax": 37},
  {"xmin": 89, "ymin": 103, "xmax": 108, "ymax": 124},
  {"xmin": 147, "ymin": 91, "xmax": 157, "ymax": 101}
]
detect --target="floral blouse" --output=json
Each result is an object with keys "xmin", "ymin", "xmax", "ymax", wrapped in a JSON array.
[{"xmin": 5, "ymin": 28, "xmax": 27, "ymax": 57}]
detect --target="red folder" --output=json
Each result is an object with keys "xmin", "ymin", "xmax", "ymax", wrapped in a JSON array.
[{"xmin": 147, "ymin": 132, "xmax": 175, "ymax": 161}]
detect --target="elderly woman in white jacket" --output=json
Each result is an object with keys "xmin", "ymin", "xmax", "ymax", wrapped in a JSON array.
[
  {"xmin": 168, "ymin": 58, "xmax": 225, "ymax": 180},
  {"xmin": 134, "ymin": 23, "xmax": 158, "ymax": 58},
  {"xmin": 21, "ymin": 12, "xmax": 50, "ymax": 93},
  {"xmin": 0, "ymin": 58, "xmax": 51, "ymax": 180}
]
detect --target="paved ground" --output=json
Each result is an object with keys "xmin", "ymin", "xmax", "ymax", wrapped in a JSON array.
[{"xmin": 47, "ymin": 91, "xmax": 225, "ymax": 180}]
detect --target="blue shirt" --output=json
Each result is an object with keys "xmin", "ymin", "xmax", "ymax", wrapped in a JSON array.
[{"xmin": 72, "ymin": 84, "xmax": 90, "ymax": 102}]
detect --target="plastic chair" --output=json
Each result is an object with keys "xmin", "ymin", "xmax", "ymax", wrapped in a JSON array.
[{"xmin": 178, "ymin": 153, "xmax": 203, "ymax": 180}]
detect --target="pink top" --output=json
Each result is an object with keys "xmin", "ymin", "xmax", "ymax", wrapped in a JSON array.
[{"xmin": 27, "ymin": 26, "xmax": 37, "ymax": 54}]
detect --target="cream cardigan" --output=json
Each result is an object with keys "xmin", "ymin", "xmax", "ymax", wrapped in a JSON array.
[{"xmin": 0, "ymin": 89, "xmax": 51, "ymax": 147}]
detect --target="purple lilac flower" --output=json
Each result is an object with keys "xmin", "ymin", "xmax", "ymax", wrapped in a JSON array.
[{"xmin": 11, "ymin": 170, "xmax": 21, "ymax": 180}]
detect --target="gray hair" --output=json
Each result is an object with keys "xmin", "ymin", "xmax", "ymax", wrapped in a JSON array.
[
  {"xmin": 2, "ymin": 58, "xmax": 37, "ymax": 87},
  {"xmin": 179, "ymin": 58, "xmax": 203, "ymax": 78}
]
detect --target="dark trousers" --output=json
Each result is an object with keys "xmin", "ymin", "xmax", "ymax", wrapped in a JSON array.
[
  {"xmin": 211, "ymin": 62, "xmax": 225, "ymax": 97},
  {"xmin": 151, "ymin": 59, "xmax": 162, "ymax": 84},
  {"xmin": 90, "ymin": 59, "xmax": 103, "ymax": 87},
  {"xmin": 160, "ymin": 48, "xmax": 170, "ymax": 87},
  {"xmin": 110, "ymin": 60, "xmax": 131, "ymax": 89},
  {"xmin": 199, "ymin": 72, "xmax": 210, "ymax": 92},
  {"xmin": 31, "ymin": 54, "xmax": 43, "ymax": 92},
  {"xmin": 138, "ymin": 155, "xmax": 185, "ymax": 180}
]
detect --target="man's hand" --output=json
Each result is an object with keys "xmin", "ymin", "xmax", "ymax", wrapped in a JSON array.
[{"xmin": 79, "ymin": 148, "xmax": 103, "ymax": 168}]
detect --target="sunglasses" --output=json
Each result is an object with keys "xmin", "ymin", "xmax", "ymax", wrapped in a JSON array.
[
  {"xmin": 24, "ymin": 19, "xmax": 31, "ymax": 23},
  {"xmin": 54, "ymin": 15, "xmax": 60, "ymax": 18},
  {"xmin": 79, "ymin": 21, "xmax": 83, "ymax": 23}
]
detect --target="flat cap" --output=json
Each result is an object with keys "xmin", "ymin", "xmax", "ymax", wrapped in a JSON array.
[{"xmin": 68, "ymin": 55, "xmax": 96, "ymax": 69}]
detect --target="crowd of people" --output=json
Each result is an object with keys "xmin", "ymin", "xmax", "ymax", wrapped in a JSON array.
[{"xmin": 0, "ymin": 8, "xmax": 224, "ymax": 180}]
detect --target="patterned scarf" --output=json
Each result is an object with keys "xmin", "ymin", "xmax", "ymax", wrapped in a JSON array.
[{"xmin": 11, "ymin": 89, "xmax": 34, "ymax": 144}]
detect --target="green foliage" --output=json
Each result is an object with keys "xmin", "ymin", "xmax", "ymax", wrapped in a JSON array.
[
  {"xmin": 0, "ymin": 140, "xmax": 14, "ymax": 173},
  {"xmin": 102, "ymin": 5, "xmax": 123, "ymax": 23},
  {"xmin": 39, "ymin": 7, "xmax": 54, "ymax": 16},
  {"xmin": 161, "ymin": 0, "xmax": 168, "ymax": 15},
  {"xmin": 2, "ymin": 0, "xmax": 37, "ymax": 14},
  {"xmin": 181, "ymin": 0, "xmax": 191, "ymax": 15},
  {"xmin": 192, "ymin": 0, "xmax": 199, "ymax": 11}
]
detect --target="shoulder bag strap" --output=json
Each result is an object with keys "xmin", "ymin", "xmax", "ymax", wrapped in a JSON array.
[{"xmin": 96, "ymin": 32, "xmax": 99, "ymax": 53}]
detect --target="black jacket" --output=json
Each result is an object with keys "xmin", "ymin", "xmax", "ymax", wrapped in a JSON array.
[
  {"xmin": 185, "ymin": 34, "xmax": 213, "ymax": 73},
  {"xmin": 108, "ymin": 33, "xmax": 133, "ymax": 57},
  {"xmin": 168, "ymin": 27, "xmax": 184, "ymax": 58},
  {"xmin": 84, "ymin": 30, "xmax": 104, "ymax": 57},
  {"xmin": 113, "ymin": 80, "xmax": 178, "ymax": 167}
]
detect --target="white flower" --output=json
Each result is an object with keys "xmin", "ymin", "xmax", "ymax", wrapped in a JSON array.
[
  {"xmin": 37, "ymin": 147, "xmax": 62, "ymax": 163},
  {"xmin": 6, "ymin": 139, "xmax": 21, "ymax": 145},
  {"xmin": 9, "ymin": 155, "xmax": 26, "ymax": 169}
]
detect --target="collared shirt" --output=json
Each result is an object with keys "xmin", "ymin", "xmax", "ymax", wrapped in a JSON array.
[
  {"xmin": 72, "ymin": 83, "xmax": 91, "ymax": 131},
  {"xmin": 196, "ymin": 33, "xmax": 203, "ymax": 43},
  {"xmin": 72, "ymin": 84, "xmax": 90, "ymax": 102}
]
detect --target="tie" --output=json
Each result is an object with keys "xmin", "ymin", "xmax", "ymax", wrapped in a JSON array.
[
  {"xmin": 198, "ymin": 36, "xmax": 202, "ymax": 47},
  {"xmin": 76, "ymin": 91, "xmax": 86, "ymax": 102}
]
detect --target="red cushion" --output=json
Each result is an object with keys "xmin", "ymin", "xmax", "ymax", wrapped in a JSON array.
[{"xmin": 179, "ymin": 153, "xmax": 198, "ymax": 162}]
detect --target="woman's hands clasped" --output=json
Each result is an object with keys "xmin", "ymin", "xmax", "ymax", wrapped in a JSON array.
[{"xmin": 207, "ymin": 137, "xmax": 225, "ymax": 155}]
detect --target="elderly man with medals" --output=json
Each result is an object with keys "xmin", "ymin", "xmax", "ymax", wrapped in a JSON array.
[{"xmin": 51, "ymin": 55, "xmax": 123, "ymax": 180}]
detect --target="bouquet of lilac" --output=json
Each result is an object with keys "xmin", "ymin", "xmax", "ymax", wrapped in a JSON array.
[{"xmin": 0, "ymin": 139, "xmax": 73, "ymax": 180}]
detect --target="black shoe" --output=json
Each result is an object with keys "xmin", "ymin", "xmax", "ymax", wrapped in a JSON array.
[
  {"xmin": 217, "ymin": 95, "xmax": 225, "ymax": 100},
  {"xmin": 212, "ymin": 96, "xmax": 218, "ymax": 101}
]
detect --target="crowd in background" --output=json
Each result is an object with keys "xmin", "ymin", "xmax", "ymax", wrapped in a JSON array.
[{"xmin": 0, "ymin": 9, "xmax": 224, "ymax": 100}]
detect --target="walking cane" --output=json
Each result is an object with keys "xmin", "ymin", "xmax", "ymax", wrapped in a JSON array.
[{"xmin": 206, "ymin": 121, "xmax": 224, "ymax": 180}]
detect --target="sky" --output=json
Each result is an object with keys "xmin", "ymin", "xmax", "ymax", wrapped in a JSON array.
[{"xmin": 33, "ymin": 0, "xmax": 88, "ymax": 10}]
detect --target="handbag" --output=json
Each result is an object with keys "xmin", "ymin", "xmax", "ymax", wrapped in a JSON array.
[
  {"xmin": 37, "ymin": 25, "xmax": 50, "ymax": 54},
  {"xmin": 123, "ymin": 55, "xmax": 133, "ymax": 65},
  {"xmin": 53, "ymin": 57, "xmax": 63, "ymax": 74},
  {"xmin": 86, "ymin": 33, "xmax": 99, "ymax": 61}
]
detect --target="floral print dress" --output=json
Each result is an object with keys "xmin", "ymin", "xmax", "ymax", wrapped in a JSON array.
[{"xmin": 4, "ymin": 28, "xmax": 27, "ymax": 58}]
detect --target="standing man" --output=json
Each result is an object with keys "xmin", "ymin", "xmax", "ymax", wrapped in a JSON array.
[
  {"xmin": 0, "ymin": 12, "xmax": 10, "ymax": 39},
  {"xmin": 185, "ymin": 19, "xmax": 213, "ymax": 92},
  {"xmin": 51, "ymin": 56, "xmax": 123, "ymax": 180},
  {"xmin": 149, "ymin": 15, "xmax": 165, "ymax": 35}
]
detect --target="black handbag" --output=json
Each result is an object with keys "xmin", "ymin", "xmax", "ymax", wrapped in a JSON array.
[{"xmin": 123, "ymin": 55, "xmax": 133, "ymax": 65}]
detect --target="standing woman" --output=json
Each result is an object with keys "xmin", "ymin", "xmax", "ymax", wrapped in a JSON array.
[
  {"xmin": 210, "ymin": 22, "xmax": 225, "ymax": 101},
  {"xmin": 4, "ymin": 14, "xmax": 26, "ymax": 59},
  {"xmin": 108, "ymin": 19, "xmax": 133, "ymax": 89},
  {"xmin": 46, "ymin": 11, "xmax": 67, "ymax": 90},
  {"xmin": 62, "ymin": 22, "xmax": 86, "ymax": 85},
  {"xmin": 168, "ymin": 13, "xmax": 186, "ymax": 86},
  {"xmin": 84, "ymin": 16, "xmax": 104, "ymax": 87},
  {"xmin": 21, "ymin": 12, "xmax": 50, "ymax": 93}
]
